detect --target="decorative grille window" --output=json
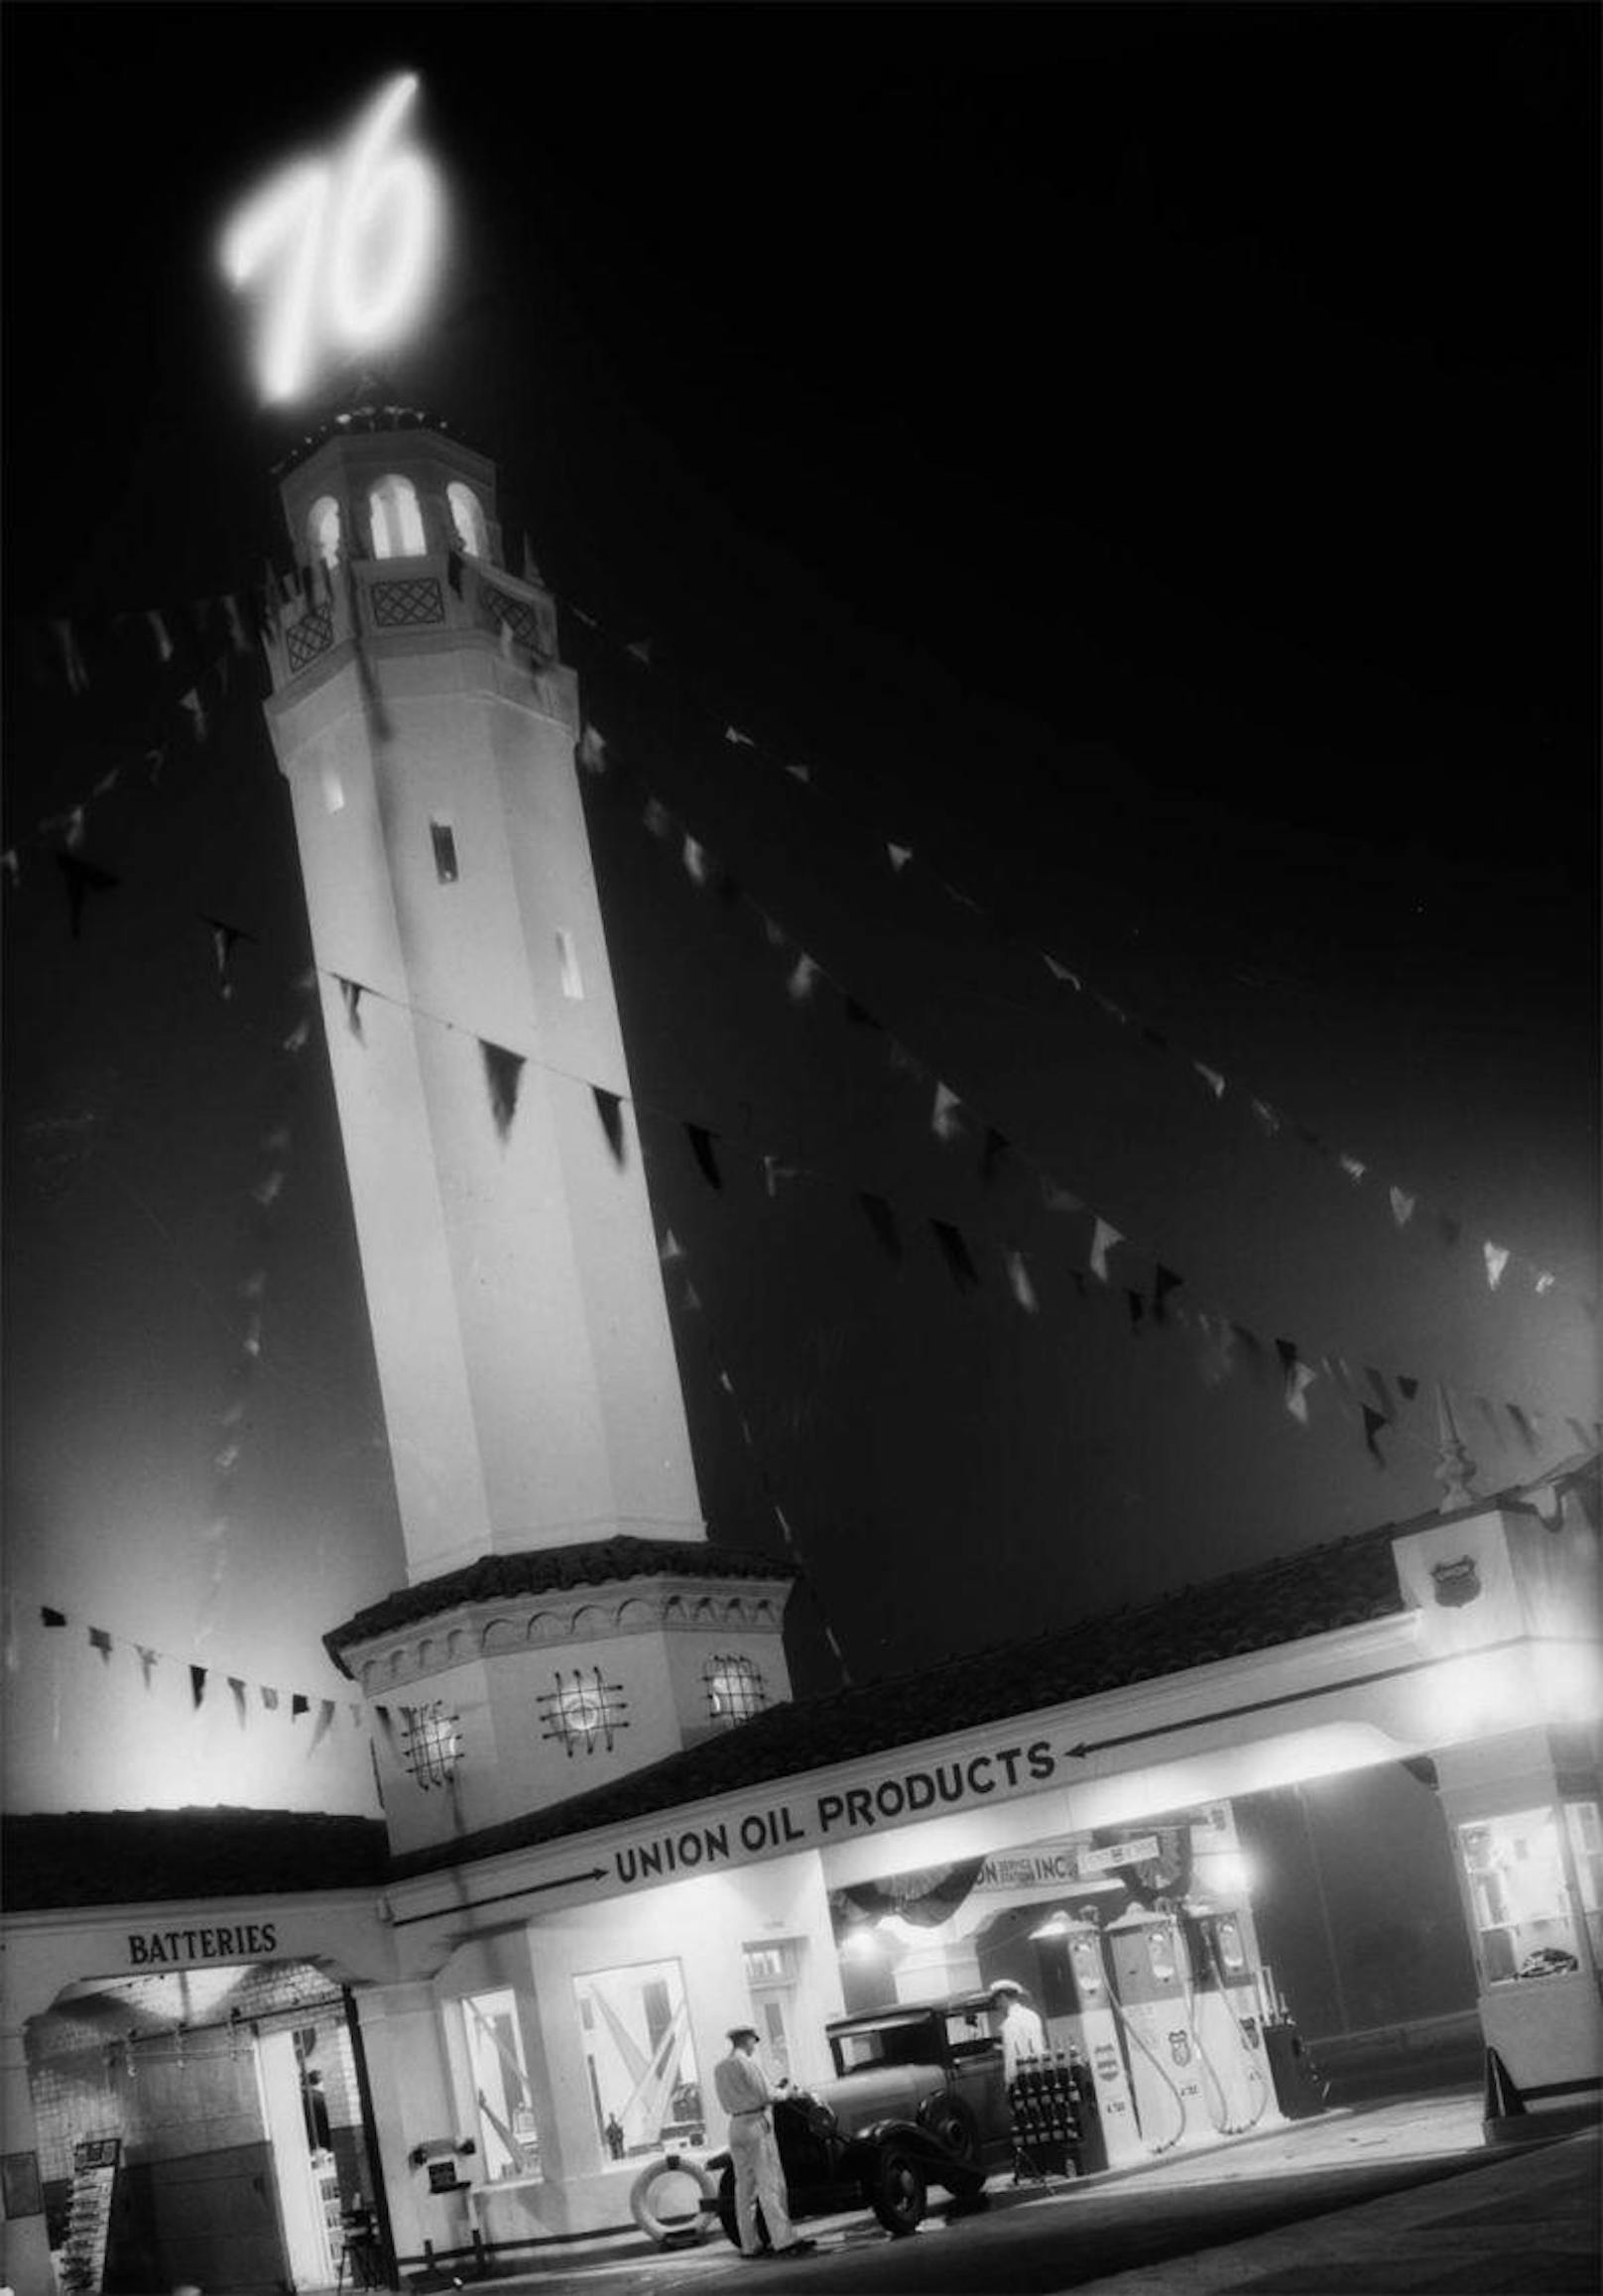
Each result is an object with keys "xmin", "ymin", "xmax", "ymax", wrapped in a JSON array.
[
  {"xmin": 402, "ymin": 1702, "xmax": 462, "ymax": 1789},
  {"xmin": 287, "ymin": 606, "xmax": 334, "ymax": 675},
  {"xmin": 540, "ymin": 1667, "xmax": 628, "ymax": 1756},
  {"xmin": 369, "ymin": 576, "xmax": 444, "ymax": 628},
  {"xmin": 704, "ymin": 1655, "xmax": 766, "ymax": 1724},
  {"xmin": 369, "ymin": 473, "xmax": 427, "ymax": 558}
]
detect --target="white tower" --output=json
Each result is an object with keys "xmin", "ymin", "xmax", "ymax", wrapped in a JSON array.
[{"xmin": 262, "ymin": 409, "xmax": 793, "ymax": 1852}]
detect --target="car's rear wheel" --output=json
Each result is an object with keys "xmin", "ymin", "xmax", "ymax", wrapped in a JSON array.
[
  {"xmin": 868, "ymin": 2147, "xmax": 926, "ymax": 2236},
  {"xmin": 715, "ymin": 2166, "xmax": 769, "ymax": 2252}
]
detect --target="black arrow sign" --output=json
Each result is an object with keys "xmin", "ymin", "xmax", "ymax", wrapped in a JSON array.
[
  {"xmin": 1062, "ymin": 1639, "xmax": 1532, "ymax": 1761},
  {"xmin": 391, "ymin": 1867, "xmax": 608, "ymax": 1930}
]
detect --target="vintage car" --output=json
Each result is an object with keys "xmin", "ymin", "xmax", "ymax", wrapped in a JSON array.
[{"xmin": 709, "ymin": 1991, "xmax": 1023, "ymax": 2242}]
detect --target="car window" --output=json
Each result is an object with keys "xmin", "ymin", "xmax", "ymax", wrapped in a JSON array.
[
  {"xmin": 943, "ymin": 2009, "xmax": 995, "ymax": 2058},
  {"xmin": 829, "ymin": 2018, "xmax": 938, "ymax": 2074}
]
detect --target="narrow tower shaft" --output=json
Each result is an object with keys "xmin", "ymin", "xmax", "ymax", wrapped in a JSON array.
[{"xmin": 262, "ymin": 417, "xmax": 702, "ymax": 1583}]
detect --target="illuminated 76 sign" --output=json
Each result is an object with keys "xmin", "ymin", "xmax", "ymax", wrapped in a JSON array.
[{"xmin": 220, "ymin": 73, "xmax": 444, "ymax": 404}]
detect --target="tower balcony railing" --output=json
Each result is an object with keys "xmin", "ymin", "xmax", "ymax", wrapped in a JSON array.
[{"xmin": 265, "ymin": 553, "xmax": 572, "ymax": 726}]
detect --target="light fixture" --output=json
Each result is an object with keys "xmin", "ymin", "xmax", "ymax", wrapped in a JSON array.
[{"xmin": 1029, "ymin": 1909, "xmax": 1072, "ymax": 1941}]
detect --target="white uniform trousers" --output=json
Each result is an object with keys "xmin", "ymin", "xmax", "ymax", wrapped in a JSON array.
[{"xmin": 729, "ymin": 2109, "xmax": 796, "ymax": 2252}]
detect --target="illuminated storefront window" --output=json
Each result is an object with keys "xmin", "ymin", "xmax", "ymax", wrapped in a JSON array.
[
  {"xmin": 573, "ymin": 1960, "xmax": 702, "ymax": 2164},
  {"xmin": 1459, "ymin": 1808, "xmax": 1580, "ymax": 1983},
  {"xmin": 462, "ymin": 1990, "xmax": 539, "ymax": 2181},
  {"xmin": 704, "ymin": 1655, "xmax": 766, "ymax": 1724},
  {"xmin": 1563, "ymin": 1801, "xmax": 1603, "ymax": 1962}
]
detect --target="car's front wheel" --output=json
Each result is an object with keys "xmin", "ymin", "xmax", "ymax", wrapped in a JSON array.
[{"xmin": 868, "ymin": 2147, "xmax": 926, "ymax": 2236}]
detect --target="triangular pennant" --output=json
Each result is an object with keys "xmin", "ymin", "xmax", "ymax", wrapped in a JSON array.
[
  {"xmin": 205, "ymin": 918, "xmax": 251, "ymax": 997},
  {"xmin": 1043, "ymin": 954, "xmax": 1081, "ymax": 989},
  {"xmin": 577, "ymin": 722, "xmax": 608, "ymax": 774},
  {"xmin": 1197, "ymin": 1314, "xmax": 1236, "ymax": 1389},
  {"xmin": 1390, "ymin": 1186, "xmax": 1417, "ymax": 1227},
  {"xmin": 1192, "ymin": 1061, "xmax": 1226, "ymax": 1099},
  {"xmin": 1004, "ymin": 1247, "xmax": 1039, "ymax": 1312},
  {"xmin": 643, "ymin": 796, "xmax": 675, "ymax": 839},
  {"xmin": 1338, "ymin": 1154, "xmax": 1367, "ymax": 1184},
  {"xmin": 1506, "ymin": 1403, "xmax": 1538, "ymax": 1453},
  {"xmin": 1366, "ymin": 1366, "xmax": 1395, "ymax": 1416},
  {"xmin": 930, "ymin": 1219, "xmax": 980, "ymax": 1292},
  {"xmin": 190, "ymin": 1664, "xmax": 207, "ymax": 1709},
  {"xmin": 1534, "ymin": 1271, "xmax": 1556, "ymax": 1295},
  {"xmin": 887, "ymin": 842, "xmax": 914, "ymax": 874},
  {"xmin": 682, "ymin": 1280, "xmax": 703, "ymax": 1312},
  {"xmin": 788, "ymin": 952, "xmax": 819, "ymax": 1002},
  {"xmin": 723, "ymin": 724, "xmax": 756, "ymax": 748},
  {"xmin": 1125, "ymin": 1289, "xmax": 1146, "ymax": 1335},
  {"xmin": 261, "ymin": 1685, "xmax": 280, "ymax": 1712},
  {"xmin": 339, "ymin": 978, "xmax": 365, "ymax": 1037},
  {"xmin": 682, "ymin": 835, "xmax": 710, "ymax": 886},
  {"xmin": 887, "ymin": 1037, "xmax": 923, "ymax": 1077},
  {"xmin": 1398, "ymin": 1375, "xmax": 1419, "ymax": 1403},
  {"xmin": 1231, "ymin": 1324, "xmax": 1270, "ymax": 1385},
  {"xmin": 685, "ymin": 1123, "xmax": 722, "ymax": 1191},
  {"xmin": 92, "ymin": 767, "xmax": 121, "ymax": 798},
  {"xmin": 763, "ymin": 1153, "xmax": 800, "ymax": 1197},
  {"xmin": 1484, "ymin": 1241, "xmax": 1510, "ymax": 1291},
  {"xmin": 1, "ymin": 849, "xmax": 18, "ymax": 888},
  {"xmin": 1284, "ymin": 1356, "xmax": 1317, "ymax": 1426},
  {"xmin": 147, "ymin": 609, "xmax": 174, "ymax": 664},
  {"xmin": 1153, "ymin": 1266, "xmax": 1183, "ymax": 1322},
  {"xmin": 980, "ymin": 1127, "xmax": 1010, "ymax": 1184},
  {"xmin": 1041, "ymin": 1177, "xmax": 1083, "ymax": 1214},
  {"xmin": 1361, "ymin": 1404, "xmax": 1390, "ymax": 1462},
  {"xmin": 1250, "ymin": 1099, "xmax": 1281, "ymax": 1137},
  {"xmin": 625, "ymin": 637, "xmax": 653, "ymax": 665},
  {"xmin": 931, "ymin": 1082, "xmax": 963, "ymax": 1142},
  {"xmin": 1088, "ymin": 1217, "xmax": 1122, "ymax": 1282},
  {"xmin": 481, "ymin": 1041, "xmax": 526, "ymax": 1141},
  {"xmin": 223, "ymin": 594, "xmax": 252, "ymax": 656},
  {"xmin": 180, "ymin": 688, "xmax": 208, "ymax": 743},
  {"xmin": 57, "ymin": 852, "xmax": 120, "ymax": 938},
  {"xmin": 859, "ymin": 1192, "xmax": 902, "ymax": 1262},
  {"xmin": 522, "ymin": 535, "xmax": 544, "ymax": 585},
  {"xmin": 310, "ymin": 1697, "xmax": 337, "ymax": 1753},
  {"xmin": 228, "ymin": 1677, "xmax": 249, "ymax": 1726},
  {"xmin": 660, "ymin": 1228, "xmax": 686, "ymax": 1264},
  {"xmin": 88, "ymin": 1628, "xmax": 113, "ymax": 1663},
  {"xmin": 593, "ymin": 1086, "xmax": 626, "ymax": 1164},
  {"xmin": 42, "ymin": 1606, "xmax": 68, "ymax": 1629},
  {"xmin": 251, "ymin": 1170, "xmax": 284, "ymax": 1210},
  {"xmin": 52, "ymin": 618, "xmax": 89, "ymax": 693},
  {"xmin": 136, "ymin": 1645, "xmax": 159, "ymax": 1687},
  {"xmin": 292, "ymin": 1693, "xmax": 310, "ymax": 1720}
]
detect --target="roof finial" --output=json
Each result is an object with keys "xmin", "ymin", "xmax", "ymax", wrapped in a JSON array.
[{"xmin": 1434, "ymin": 1383, "xmax": 1478, "ymax": 1511}]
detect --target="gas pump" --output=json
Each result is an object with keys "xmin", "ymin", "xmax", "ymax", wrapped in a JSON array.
[
  {"xmin": 1103, "ymin": 1912, "xmax": 1208, "ymax": 2154},
  {"xmin": 1040, "ymin": 1919, "xmax": 1145, "ymax": 2169},
  {"xmin": 1179, "ymin": 1911, "xmax": 1277, "ymax": 2136}
]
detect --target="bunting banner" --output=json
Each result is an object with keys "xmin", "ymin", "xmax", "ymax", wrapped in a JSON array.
[{"xmin": 552, "ymin": 591, "xmax": 1590, "ymax": 1320}]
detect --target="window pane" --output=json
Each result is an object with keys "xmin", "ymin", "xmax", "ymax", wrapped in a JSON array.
[
  {"xmin": 572, "ymin": 1960, "xmax": 702, "ymax": 2164},
  {"xmin": 1459, "ymin": 1808, "xmax": 1579, "ymax": 1983},
  {"xmin": 462, "ymin": 1990, "xmax": 539, "ymax": 2181}
]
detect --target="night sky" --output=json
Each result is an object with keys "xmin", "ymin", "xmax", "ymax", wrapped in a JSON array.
[{"xmin": 3, "ymin": 6, "xmax": 1597, "ymax": 1813}]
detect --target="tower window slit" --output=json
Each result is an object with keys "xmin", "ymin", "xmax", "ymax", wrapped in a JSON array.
[
  {"xmin": 556, "ymin": 928, "xmax": 583, "ymax": 1000},
  {"xmin": 431, "ymin": 821, "xmax": 459, "ymax": 884}
]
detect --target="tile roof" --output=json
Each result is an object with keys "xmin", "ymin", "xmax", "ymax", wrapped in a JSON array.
[
  {"xmin": 387, "ymin": 1511, "xmax": 1418, "ymax": 1878},
  {"xmin": 2, "ymin": 1808, "xmax": 390, "ymax": 1913},
  {"xmin": 324, "ymin": 1535, "xmax": 799, "ymax": 1666}
]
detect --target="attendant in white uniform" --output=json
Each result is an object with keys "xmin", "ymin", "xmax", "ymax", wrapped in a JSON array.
[
  {"xmin": 989, "ymin": 1980, "xmax": 1047, "ymax": 2080},
  {"xmin": 712, "ymin": 2025, "xmax": 815, "ymax": 2259}
]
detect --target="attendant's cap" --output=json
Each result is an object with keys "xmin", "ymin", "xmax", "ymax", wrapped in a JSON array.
[{"xmin": 726, "ymin": 2023, "xmax": 760, "ymax": 2043}]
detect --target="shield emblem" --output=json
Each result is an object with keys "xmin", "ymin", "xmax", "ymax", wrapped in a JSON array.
[
  {"xmin": 1168, "ymin": 2031, "xmax": 1192, "ymax": 2068},
  {"xmin": 1430, "ymin": 1556, "xmax": 1481, "ymax": 1608}
]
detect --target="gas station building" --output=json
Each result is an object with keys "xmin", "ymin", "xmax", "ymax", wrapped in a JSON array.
[{"xmin": 3, "ymin": 415, "xmax": 1598, "ymax": 2295}]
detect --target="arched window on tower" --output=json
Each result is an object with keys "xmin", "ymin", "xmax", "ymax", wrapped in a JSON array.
[
  {"xmin": 446, "ymin": 481, "xmax": 489, "ymax": 560},
  {"xmin": 308, "ymin": 496, "xmax": 343, "ymax": 571},
  {"xmin": 368, "ymin": 473, "xmax": 427, "ymax": 559}
]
